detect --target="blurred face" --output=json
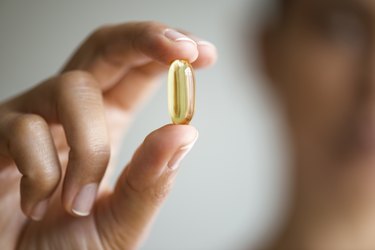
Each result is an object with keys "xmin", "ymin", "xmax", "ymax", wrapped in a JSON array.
[{"xmin": 264, "ymin": 0, "xmax": 375, "ymax": 206}]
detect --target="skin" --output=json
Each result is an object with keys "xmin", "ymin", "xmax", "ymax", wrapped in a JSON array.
[
  {"xmin": 262, "ymin": 0, "xmax": 375, "ymax": 249},
  {"xmin": 0, "ymin": 21, "xmax": 217, "ymax": 250},
  {"xmin": 8, "ymin": 0, "xmax": 375, "ymax": 248}
]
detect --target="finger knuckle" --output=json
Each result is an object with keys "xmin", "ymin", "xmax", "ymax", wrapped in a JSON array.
[
  {"xmin": 11, "ymin": 114, "xmax": 47, "ymax": 136},
  {"xmin": 126, "ymin": 21, "xmax": 164, "ymax": 50},
  {"xmin": 55, "ymin": 71, "xmax": 100, "ymax": 105},
  {"xmin": 139, "ymin": 21, "xmax": 165, "ymax": 33},
  {"xmin": 35, "ymin": 172, "xmax": 60, "ymax": 192},
  {"xmin": 137, "ymin": 21, "xmax": 165, "ymax": 46},
  {"xmin": 58, "ymin": 71, "xmax": 98, "ymax": 91},
  {"xmin": 90, "ymin": 24, "xmax": 113, "ymax": 42},
  {"xmin": 68, "ymin": 143, "xmax": 110, "ymax": 181},
  {"xmin": 148, "ymin": 180, "xmax": 173, "ymax": 205},
  {"xmin": 122, "ymin": 174, "xmax": 172, "ymax": 206},
  {"xmin": 80, "ymin": 143, "xmax": 111, "ymax": 167},
  {"xmin": 23, "ymin": 167, "xmax": 61, "ymax": 193}
]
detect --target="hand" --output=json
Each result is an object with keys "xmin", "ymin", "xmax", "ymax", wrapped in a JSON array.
[{"xmin": 0, "ymin": 21, "xmax": 217, "ymax": 250}]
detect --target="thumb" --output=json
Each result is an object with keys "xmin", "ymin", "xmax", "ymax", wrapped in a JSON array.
[{"xmin": 95, "ymin": 124, "xmax": 198, "ymax": 250}]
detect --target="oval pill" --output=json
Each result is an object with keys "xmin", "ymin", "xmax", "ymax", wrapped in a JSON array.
[{"xmin": 168, "ymin": 59, "xmax": 196, "ymax": 125}]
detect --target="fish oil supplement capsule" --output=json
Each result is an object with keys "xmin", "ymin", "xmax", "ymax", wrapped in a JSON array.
[{"xmin": 168, "ymin": 59, "xmax": 196, "ymax": 125}]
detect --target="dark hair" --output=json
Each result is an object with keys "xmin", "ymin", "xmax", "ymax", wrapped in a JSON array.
[
  {"xmin": 280, "ymin": 0, "xmax": 293, "ymax": 17},
  {"xmin": 247, "ymin": 0, "xmax": 293, "ymax": 34},
  {"xmin": 256, "ymin": 0, "xmax": 289, "ymax": 26},
  {"xmin": 272, "ymin": 0, "xmax": 295, "ymax": 25}
]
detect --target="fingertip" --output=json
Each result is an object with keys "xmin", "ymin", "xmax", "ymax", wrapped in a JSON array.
[
  {"xmin": 62, "ymin": 175, "xmax": 100, "ymax": 217},
  {"xmin": 134, "ymin": 23, "xmax": 217, "ymax": 66},
  {"xmin": 193, "ymin": 41, "xmax": 218, "ymax": 68},
  {"xmin": 163, "ymin": 29, "xmax": 199, "ymax": 62},
  {"xmin": 71, "ymin": 182, "xmax": 98, "ymax": 217},
  {"xmin": 124, "ymin": 125, "xmax": 198, "ymax": 191},
  {"xmin": 145, "ymin": 29, "xmax": 199, "ymax": 64},
  {"xmin": 172, "ymin": 41, "xmax": 199, "ymax": 64},
  {"xmin": 145, "ymin": 124, "xmax": 198, "ymax": 152}
]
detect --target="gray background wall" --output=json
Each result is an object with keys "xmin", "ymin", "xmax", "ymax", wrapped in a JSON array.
[{"xmin": 0, "ymin": 0, "xmax": 290, "ymax": 249}]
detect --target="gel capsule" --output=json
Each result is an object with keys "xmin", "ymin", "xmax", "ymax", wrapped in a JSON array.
[{"xmin": 168, "ymin": 59, "xmax": 196, "ymax": 125}]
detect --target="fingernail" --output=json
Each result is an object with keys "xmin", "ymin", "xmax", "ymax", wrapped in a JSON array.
[
  {"xmin": 167, "ymin": 134, "xmax": 199, "ymax": 170},
  {"xmin": 197, "ymin": 40, "xmax": 215, "ymax": 47},
  {"xmin": 189, "ymin": 35, "xmax": 215, "ymax": 47},
  {"xmin": 164, "ymin": 29, "xmax": 197, "ymax": 45},
  {"xmin": 30, "ymin": 199, "xmax": 49, "ymax": 221},
  {"xmin": 72, "ymin": 183, "xmax": 98, "ymax": 217}
]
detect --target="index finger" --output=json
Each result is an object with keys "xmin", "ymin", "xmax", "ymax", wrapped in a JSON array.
[{"xmin": 62, "ymin": 21, "xmax": 199, "ymax": 91}]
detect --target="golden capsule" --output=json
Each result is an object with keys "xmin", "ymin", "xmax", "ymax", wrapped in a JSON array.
[{"xmin": 168, "ymin": 59, "xmax": 196, "ymax": 125}]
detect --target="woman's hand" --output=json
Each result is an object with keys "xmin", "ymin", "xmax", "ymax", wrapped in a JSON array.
[{"xmin": 0, "ymin": 21, "xmax": 217, "ymax": 250}]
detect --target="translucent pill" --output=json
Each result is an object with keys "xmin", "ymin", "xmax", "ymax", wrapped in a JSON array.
[{"xmin": 168, "ymin": 59, "xmax": 196, "ymax": 125}]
